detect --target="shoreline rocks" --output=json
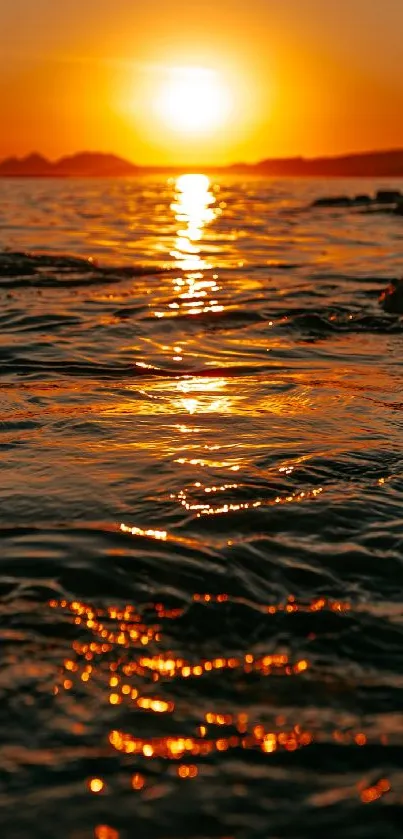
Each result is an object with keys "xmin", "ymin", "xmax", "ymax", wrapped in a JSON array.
[
  {"xmin": 312, "ymin": 189, "xmax": 403, "ymax": 213},
  {"xmin": 379, "ymin": 279, "xmax": 403, "ymax": 314}
]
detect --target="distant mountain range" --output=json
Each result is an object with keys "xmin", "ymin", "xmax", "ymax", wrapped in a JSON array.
[
  {"xmin": 1, "ymin": 149, "xmax": 403, "ymax": 177},
  {"xmin": 0, "ymin": 152, "xmax": 138, "ymax": 178}
]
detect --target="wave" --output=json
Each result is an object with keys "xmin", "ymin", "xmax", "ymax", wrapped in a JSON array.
[{"xmin": 0, "ymin": 250, "xmax": 167, "ymax": 288}]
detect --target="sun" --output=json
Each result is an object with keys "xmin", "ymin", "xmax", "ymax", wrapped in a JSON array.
[{"xmin": 157, "ymin": 67, "xmax": 231, "ymax": 135}]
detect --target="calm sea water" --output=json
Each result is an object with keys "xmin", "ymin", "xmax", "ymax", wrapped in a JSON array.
[{"xmin": 1, "ymin": 176, "xmax": 403, "ymax": 839}]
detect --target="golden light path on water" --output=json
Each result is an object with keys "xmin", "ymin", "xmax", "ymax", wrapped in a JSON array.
[
  {"xmin": 155, "ymin": 174, "xmax": 223, "ymax": 317},
  {"xmin": 152, "ymin": 175, "xmax": 327, "ymax": 517},
  {"xmin": 151, "ymin": 173, "xmax": 238, "ymax": 481},
  {"xmin": 170, "ymin": 174, "xmax": 217, "ymax": 271},
  {"xmin": 169, "ymin": 176, "xmax": 230, "ymax": 426}
]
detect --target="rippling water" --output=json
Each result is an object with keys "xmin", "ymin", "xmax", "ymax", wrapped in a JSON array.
[{"xmin": 1, "ymin": 175, "xmax": 403, "ymax": 839}]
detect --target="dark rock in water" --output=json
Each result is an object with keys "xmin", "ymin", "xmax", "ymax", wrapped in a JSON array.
[
  {"xmin": 311, "ymin": 189, "xmax": 403, "ymax": 212},
  {"xmin": 375, "ymin": 190, "xmax": 402, "ymax": 204},
  {"xmin": 353, "ymin": 194, "xmax": 372, "ymax": 204},
  {"xmin": 380, "ymin": 279, "xmax": 403, "ymax": 313},
  {"xmin": 312, "ymin": 196, "xmax": 352, "ymax": 208}
]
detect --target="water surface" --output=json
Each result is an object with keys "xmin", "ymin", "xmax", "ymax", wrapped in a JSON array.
[{"xmin": 1, "ymin": 175, "xmax": 403, "ymax": 839}]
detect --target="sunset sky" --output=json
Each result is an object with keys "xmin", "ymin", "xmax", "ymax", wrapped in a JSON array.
[{"xmin": 1, "ymin": 0, "xmax": 403, "ymax": 165}]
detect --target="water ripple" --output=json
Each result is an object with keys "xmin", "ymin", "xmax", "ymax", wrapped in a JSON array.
[{"xmin": 1, "ymin": 175, "xmax": 403, "ymax": 838}]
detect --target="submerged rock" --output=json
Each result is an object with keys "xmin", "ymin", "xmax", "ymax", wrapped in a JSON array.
[
  {"xmin": 312, "ymin": 196, "xmax": 352, "ymax": 208},
  {"xmin": 354, "ymin": 194, "xmax": 372, "ymax": 204},
  {"xmin": 375, "ymin": 190, "xmax": 402, "ymax": 204},
  {"xmin": 380, "ymin": 279, "xmax": 403, "ymax": 313},
  {"xmin": 311, "ymin": 189, "xmax": 403, "ymax": 213}
]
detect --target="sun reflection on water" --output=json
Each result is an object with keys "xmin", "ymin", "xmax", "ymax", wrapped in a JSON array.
[
  {"xmin": 176, "ymin": 376, "xmax": 232, "ymax": 415},
  {"xmin": 154, "ymin": 174, "xmax": 225, "ymax": 320},
  {"xmin": 171, "ymin": 174, "xmax": 216, "ymax": 271}
]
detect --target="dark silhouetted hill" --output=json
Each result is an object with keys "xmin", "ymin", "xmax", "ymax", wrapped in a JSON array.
[
  {"xmin": 0, "ymin": 153, "xmax": 53, "ymax": 177},
  {"xmin": 54, "ymin": 152, "xmax": 138, "ymax": 177},
  {"xmin": 0, "ymin": 149, "xmax": 403, "ymax": 177},
  {"xmin": 0, "ymin": 152, "xmax": 138, "ymax": 177},
  {"xmin": 236, "ymin": 149, "xmax": 403, "ymax": 177}
]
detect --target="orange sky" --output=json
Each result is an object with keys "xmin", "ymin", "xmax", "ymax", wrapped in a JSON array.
[{"xmin": 1, "ymin": 0, "xmax": 403, "ymax": 165}]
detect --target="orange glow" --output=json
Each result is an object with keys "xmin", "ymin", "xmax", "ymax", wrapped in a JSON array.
[
  {"xmin": 294, "ymin": 660, "xmax": 308, "ymax": 673},
  {"xmin": 361, "ymin": 779, "xmax": 391, "ymax": 803},
  {"xmin": 94, "ymin": 827, "xmax": 119, "ymax": 839},
  {"xmin": 120, "ymin": 523, "xmax": 167, "ymax": 541},
  {"xmin": 89, "ymin": 778, "xmax": 104, "ymax": 794},
  {"xmin": 0, "ymin": 0, "xmax": 401, "ymax": 181},
  {"xmin": 3, "ymin": 0, "xmax": 403, "ymax": 165},
  {"xmin": 131, "ymin": 773, "xmax": 145, "ymax": 790}
]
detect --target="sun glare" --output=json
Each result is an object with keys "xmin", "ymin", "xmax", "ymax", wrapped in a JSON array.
[{"xmin": 157, "ymin": 67, "xmax": 231, "ymax": 135}]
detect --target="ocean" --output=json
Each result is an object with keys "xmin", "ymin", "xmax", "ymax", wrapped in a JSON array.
[{"xmin": 1, "ymin": 174, "xmax": 403, "ymax": 839}]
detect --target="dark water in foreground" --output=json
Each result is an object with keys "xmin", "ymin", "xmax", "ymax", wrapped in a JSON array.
[{"xmin": 1, "ymin": 175, "xmax": 403, "ymax": 839}]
